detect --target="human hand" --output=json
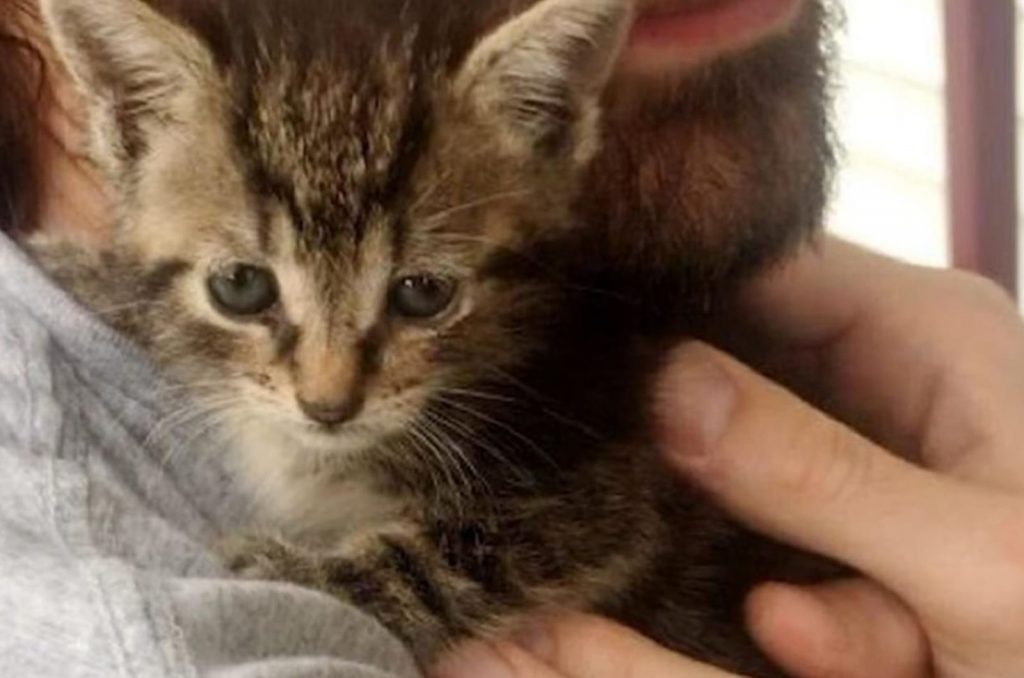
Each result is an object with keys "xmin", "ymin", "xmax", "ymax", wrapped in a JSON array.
[
  {"xmin": 434, "ymin": 240, "xmax": 1024, "ymax": 678},
  {"xmin": 433, "ymin": 612, "xmax": 752, "ymax": 678},
  {"xmin": 660, "ymin": 239, "xmax": 1024, "ymax": 677}
]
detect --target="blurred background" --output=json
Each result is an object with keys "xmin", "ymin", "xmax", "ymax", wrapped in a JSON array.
[{"xmin": 829, "ymin": 0, "xmax": 1019, "ymax": 296}]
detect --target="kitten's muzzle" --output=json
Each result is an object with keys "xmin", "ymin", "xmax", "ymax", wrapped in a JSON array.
[{"xmin": 298, "ymin": 396, "xmax": 363, "ymax": 428}]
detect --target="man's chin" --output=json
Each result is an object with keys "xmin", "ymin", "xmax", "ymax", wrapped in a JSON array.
[{"xmin": 577, "ymin": 0, "xmax": 836, "ymax": 296}]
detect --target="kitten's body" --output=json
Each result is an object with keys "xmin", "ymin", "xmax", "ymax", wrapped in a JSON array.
[{"xmin": 34, "ymin": 0, "xmax": 834, "ymax": 674}]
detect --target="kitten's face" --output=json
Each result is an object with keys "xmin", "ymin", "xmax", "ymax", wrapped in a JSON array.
[
  {"xmin": 42, "ymin": 0, "xmax": 630, "ymax": 457},
  {"xmin": 125, "ymin": 96, "xmax": 556, "ymax": 456}
]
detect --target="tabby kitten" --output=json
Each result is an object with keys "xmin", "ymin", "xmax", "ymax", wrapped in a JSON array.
[{"xmin": 35, "ymin": 0, "xmax": 819, "ymax": 673}]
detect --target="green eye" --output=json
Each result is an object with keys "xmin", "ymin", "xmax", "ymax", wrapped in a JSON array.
[
  {"xmin": 207, "ymin": 264, "xmax": 279, "ymax": 316},
  {"xmin": 390, "ymin": 275, "xmax": 458, "ymax": 320}
]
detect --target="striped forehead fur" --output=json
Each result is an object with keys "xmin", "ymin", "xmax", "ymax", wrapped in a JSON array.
[{"xmin": 37, "ymin": 0, "xmax": 635, "ymax": 510}]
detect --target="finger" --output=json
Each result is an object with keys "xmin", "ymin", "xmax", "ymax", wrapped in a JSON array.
[
  {"xmin": 746, "ymin": 579, "xmax": 928, "ymax": 678},
  {"xmin": 515, "ymin": 613, "xmax": 746, "ymax": 678},
  {"xmin": 742, "ymin": 239, "xmax": 898, "ymax": 348},
  {"xmin": 656, "ymin": 342, "xmax": 1022, "ymax": 612},
  {"xmin": 741, "ymin": 239, "xmax": 1024, "ymax": 490},
  {"xmin": 432, "ymin": 639, "xmax": 571, "ymax": 678}
]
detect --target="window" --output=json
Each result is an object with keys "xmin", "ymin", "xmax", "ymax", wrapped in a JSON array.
[{"xmin": 829, "ymin": 0, "xmax": 949, "ymax": 267}]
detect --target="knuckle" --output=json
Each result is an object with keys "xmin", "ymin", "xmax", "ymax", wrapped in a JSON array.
[
  {"xmin": 776, "ymin": 412, "xmax": 875, "ymax": 507},
  {"xmin": 933, "ymin": 269, "xmax": 1017, "ymax": 316}
]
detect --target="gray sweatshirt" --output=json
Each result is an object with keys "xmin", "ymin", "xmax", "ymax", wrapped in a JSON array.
[{"xmin": 0, "ymin": 232, "xmax": 419, "ymax": 678}]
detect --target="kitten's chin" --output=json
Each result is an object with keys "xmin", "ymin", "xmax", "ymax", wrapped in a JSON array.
[
  {"xmin": 227, "ymin": 418, "xmax": 404, "ymax": 532},
  {"xmin": 276, "ymin": 413, "xmax": 411, "ymax": 465},
  {"xmin": 226, "ymin": 403, "xmax": 418, "ymax": 481},
  {"xmin": 286, "ymin": 405, "xmax": 421, "ymax": 461},
  {"xmin": 230, "ymin": 416, "xmax": 377, "ymax": 464},
  {"xmin": 293, "ymin": 426, "xmax": 381, "ymax": 457}
]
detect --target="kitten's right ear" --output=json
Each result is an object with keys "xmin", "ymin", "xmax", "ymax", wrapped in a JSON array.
[
  {"xmin": 455, "ymin": 0, "xmax": 632, "ymax": 163},
  {"xmin": 41, "ymin": 0, "xmax": 217, "ymax": 175}
]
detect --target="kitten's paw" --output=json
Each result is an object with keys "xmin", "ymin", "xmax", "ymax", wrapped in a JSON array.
[{"xmin": 218, "ymin": 535, "xmax": 314, "ymax": 583}]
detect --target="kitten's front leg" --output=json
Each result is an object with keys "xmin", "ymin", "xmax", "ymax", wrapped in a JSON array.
[
  {"xmin": 220, "ymin": 535, "xmax": 319, "ymax": 582},
  {"xmin": 223, "ymin": 527, "xmax": 493, "ymax": 663}
]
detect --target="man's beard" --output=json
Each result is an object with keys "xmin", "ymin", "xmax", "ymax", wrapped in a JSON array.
[{"xmin": 576, "ymin": 0, "xmax": 839, "ymax": 299}]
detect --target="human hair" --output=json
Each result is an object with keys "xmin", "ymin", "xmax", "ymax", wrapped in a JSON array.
[{"xmin": 0, "ymin": 1, "xmax": 44, "ymax": 235}]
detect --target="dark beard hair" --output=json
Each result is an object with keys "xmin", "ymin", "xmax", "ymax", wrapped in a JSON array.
[{"xmin": 575, "ymin": 0, "xmax": 840, "ymax": 307}]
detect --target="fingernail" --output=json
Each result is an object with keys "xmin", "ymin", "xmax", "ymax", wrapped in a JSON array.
[
  {"xmin": 511, "ymin": 622, "xmax": 555, "ymax": 661},
  {"xmin": 432, "ymin": 641, "xmax": 518, "ymax": 678},
  {"xmin": 656, "ymin": 345, "xmax": 737, "ymax": 462}
]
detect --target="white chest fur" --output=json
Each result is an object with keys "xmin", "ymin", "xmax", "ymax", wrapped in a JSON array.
[{"xmin": 230, "ymin": 425, "xmax": 404, "ymax": 540}]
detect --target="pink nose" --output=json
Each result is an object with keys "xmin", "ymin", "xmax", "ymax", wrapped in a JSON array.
[{"xmin": 298, "ymin": 397, "xmax": 362, "ymax": 427}]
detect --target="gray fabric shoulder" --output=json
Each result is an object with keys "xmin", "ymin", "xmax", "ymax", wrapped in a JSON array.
[{"xmin": 0, "ymin": 233, "xmax": 418, "ymax": 678}]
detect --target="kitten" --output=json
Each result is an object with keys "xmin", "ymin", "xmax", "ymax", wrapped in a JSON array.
[{"xmin": 34, "ymin": 0, "xmax": 829, "ymax": 673}]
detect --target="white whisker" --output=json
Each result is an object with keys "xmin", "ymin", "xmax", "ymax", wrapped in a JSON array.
[
  {"xmin": 431, "ymin": 394, "xmax": 558, "ymax": 471},
  {"xmin": 419, "ymin": 189, "xmax": 533, "ymax": 226}
]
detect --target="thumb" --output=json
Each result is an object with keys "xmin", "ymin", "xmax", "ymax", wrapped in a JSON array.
[{"xmin": 655, "ymin": 342, "xmax": 1001, "ymax": 608}]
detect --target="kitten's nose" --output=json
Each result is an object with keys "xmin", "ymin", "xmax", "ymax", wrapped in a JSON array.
[{"xmin": 298, "ymin": 398, "xmax": 361, "ymax": 427}]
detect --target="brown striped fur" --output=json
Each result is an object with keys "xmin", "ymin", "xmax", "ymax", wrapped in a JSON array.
[{"xmin": 31, "ymin": 0, "xmax": 838, "ymax": 674}]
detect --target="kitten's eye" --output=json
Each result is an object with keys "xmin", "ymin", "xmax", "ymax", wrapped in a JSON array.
[
  {"xmin": 207, "ymin": 264, "xmax": 279, "ymax": 316},
  {"xmin": 390, "ymin": 275, "xmax": 458, "ymax": 320}
]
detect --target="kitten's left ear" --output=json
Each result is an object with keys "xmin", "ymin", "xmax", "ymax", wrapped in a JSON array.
[
  {"xmin": 455, "ymin": 0, "xmax": 633, "ymax": 164},
  {"xmin": 40, "ymin": 0, "xmax": 218, "ymax": 179}
]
